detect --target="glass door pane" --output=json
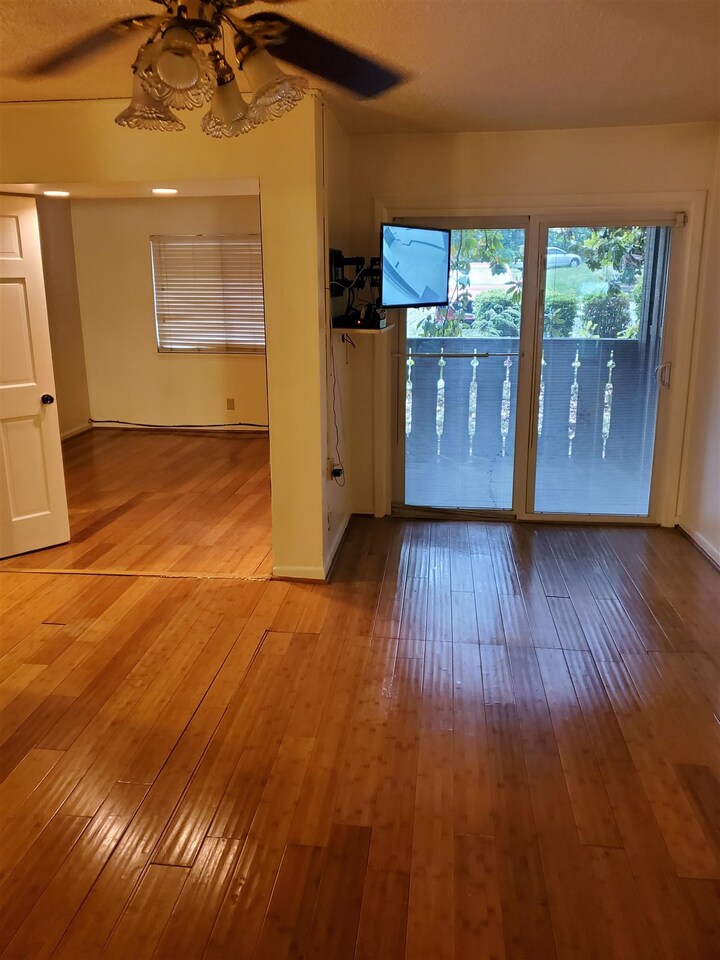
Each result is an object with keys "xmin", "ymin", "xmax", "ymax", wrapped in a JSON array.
[
  {"xmin": 404, "ymin": 228, "xmax": 525, "ymax": 510},
  {"xmin": 532, "ymin": 225, "xmax": 671, "ymax": 516}
]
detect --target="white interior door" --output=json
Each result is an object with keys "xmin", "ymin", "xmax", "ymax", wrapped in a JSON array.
[{"xmin": 0, "ymin": 195, "xmax": 69, "ymax": 558}]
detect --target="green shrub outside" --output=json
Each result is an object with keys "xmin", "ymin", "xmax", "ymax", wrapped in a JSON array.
[
  {"xmin": 543, "ymin": 293, "xmax": 578, "ymax": 337},
  {"xmin": 631, "ymin": 282, "xmax": 644, "ymax": 318},
  {"xmin": 582, "ymin": 292, "xmax": 631, "ymax": 338},
  {"xmin": 471, "ymin": 292, "xmax": 521, "ymax": 337}
]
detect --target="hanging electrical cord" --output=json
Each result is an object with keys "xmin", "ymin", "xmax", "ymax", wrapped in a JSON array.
[
  {"xmin": 329, "ymin": 329, "xmax": 348, "ymax": 486},
  {"xmin": 89, "ymin": 417, "xmax": 268, "ymax": 429}
]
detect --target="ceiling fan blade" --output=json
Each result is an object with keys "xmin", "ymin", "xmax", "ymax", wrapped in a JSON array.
[
  {"xmin": 241, "ymin": 12, "xmax": 405, "ymax": 98},
  {"xmin": 17, "ymin": 15, "xmax": 159, "ymax": 78}
]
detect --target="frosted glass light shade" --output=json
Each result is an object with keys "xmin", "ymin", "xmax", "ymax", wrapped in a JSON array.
[
  {"xmin": 241, "ymin": 48, "xmax": 307, "ymax": 124},
  {"xmin": 137, "ymin": 28, "xmax": 214, "ymax": 110},
  {"xmin": 115, "ymin": 73, "xmax": 185, "ymax": 131},
  {"xmin": 201, "ymin": 79, "xmax": 253, "ymax": 137}
]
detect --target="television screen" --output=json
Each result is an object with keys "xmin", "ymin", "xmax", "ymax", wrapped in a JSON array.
[{"xmin": 380, "ymin": 224, "xmax": 451, "ymax": 308}]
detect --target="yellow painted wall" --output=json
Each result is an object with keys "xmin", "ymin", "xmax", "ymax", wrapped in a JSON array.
[
  {"xmin": 678, "ymin": 132, "xmax": 720, "ymax": 563},
  {"xmin": 321, "ymin": 104, "xmax": 355, "ymax": 557},
  {"xmin": 70, "ymin": 195, "xmax": 267, "ymax": 430},
  {"xmin": 347, "ymin": 123, "xmax": 718, "ymax": 255},
  {"xmin": 0, "ymin": 96, "xmax": 329, "ymax": 577}
]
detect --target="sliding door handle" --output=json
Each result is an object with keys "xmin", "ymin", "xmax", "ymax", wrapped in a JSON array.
[{"xmin": 654, "ymin": 362, "xmax": 672, "ymax": 388}]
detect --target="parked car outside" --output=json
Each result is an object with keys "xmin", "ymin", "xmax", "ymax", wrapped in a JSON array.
[{"xmin": 546, "ymin": 246, "xmax": 581, "ymax": 268}]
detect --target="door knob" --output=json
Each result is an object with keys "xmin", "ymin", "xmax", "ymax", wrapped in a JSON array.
[{"xmin": 40, "ymin": 394, "xmax": 55, "ymax": 405}]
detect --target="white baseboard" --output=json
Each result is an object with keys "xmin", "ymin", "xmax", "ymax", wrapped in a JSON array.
[
  {"xmin": 678, "ymin": 520, "xmax": 720, "ymax": 568},
  {"xmin": 272, "ymin": 564, "xmax": 327, "ymax": 581},
  {"xmin": 61, "ymin": 423, "xmax": 92, "ymax": 440},
  {"xmin": 271, "ymin": 512, "xmax": 351, "ymax": 582}
]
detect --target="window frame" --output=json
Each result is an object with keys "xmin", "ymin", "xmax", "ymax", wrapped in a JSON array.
[{"xmin": 150, "ymin": 233, "xmax": 266, "ymax": 356}]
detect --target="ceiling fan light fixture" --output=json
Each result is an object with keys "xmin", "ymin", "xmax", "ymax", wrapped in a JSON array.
[
  {"xmin": 201, "ymin": 51, "xmax": 253, "ymax": 137},
  {"xmin": 115, "ymin": 70, "xmax": 185, "ymax": 132},
  {"xmin": 240, "ymin": 47, "xmax": 307, "ymax": 125},
  {"xmin": 22, "ymin": 3, "xmax": 404, "ymax": 139},
  {"xmin": 136, "ymin": 29, "xmax": 214, "ymax": 111}
]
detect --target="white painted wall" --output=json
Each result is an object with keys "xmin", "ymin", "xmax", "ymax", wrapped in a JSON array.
[
  {"xmin": 0, "ymin": 96, "xmax": 328, "ymax": 578},
  {"xmin": 36, "ymin": 197, "xmax": 90, "ymax": 438},
  {"xmin": 678, "ymin": 134, "xmax": 720, "ymax": 564},
  {"xmin": 343, "ymin": 121, "xmax": 720, "ymax": 516},
  {"xmin": 70, "ymin": 195, "xmax": 267, "ymax": 430}
]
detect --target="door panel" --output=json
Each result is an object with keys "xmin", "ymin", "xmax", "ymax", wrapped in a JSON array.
[
  {"xmin": 402, "ymin": 226, "xmax": 525, "ymax": 512},
  {"xmin": 0, "ymin": 195, "xmax": 69, "ymax": 558},
  {"xmin": 530, "ymin": 224, "xmax": 671, "ymax": 517}
]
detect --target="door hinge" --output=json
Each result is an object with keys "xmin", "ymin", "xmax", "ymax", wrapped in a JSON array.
[{"xmin": 675, "ymin": 211, "xmax": 688, "ymax": 228}]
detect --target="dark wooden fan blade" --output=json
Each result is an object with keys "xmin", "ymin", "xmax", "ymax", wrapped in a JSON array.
[
  {"xmin": 242, "ymin": 12, "xmax": 405, "ymax": 98},
  {"xmin": 17, "ymin": 15, "xmax": 158, "ymax": 78}
]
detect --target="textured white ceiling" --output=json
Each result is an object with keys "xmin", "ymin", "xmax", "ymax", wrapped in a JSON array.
[{"xmin": 1, "ymin": 1, "xmax": 718, "ymax": 134}]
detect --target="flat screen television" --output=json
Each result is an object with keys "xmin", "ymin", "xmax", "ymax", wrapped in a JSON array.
[{"xmin": 380, "ymin": 224, "xmax": 451, "ymax": 308}]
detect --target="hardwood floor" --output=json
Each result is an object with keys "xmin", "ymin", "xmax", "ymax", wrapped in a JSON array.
[
  {"xmin": 0, "ymin": 517, "xmax": 718, "ymax": 959},
  {"xmin": 0, "ymin": 429, "xmax": 272, "ymax": 579}
]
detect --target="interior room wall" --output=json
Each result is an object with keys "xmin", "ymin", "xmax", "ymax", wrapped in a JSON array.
[
  {"xmin": 341, "ymin": 121, "xmax": 720, "ymax": 514},
  {"xmin": 0, "ymin": 96, "xmax": 329, "ymax": 579},
  {"xmin": 322, "ymin": 104, "xmax": 356, "ymax": 561},
  {"xmin": 70, "ymin": 194, "xmax": 267, "ymax": 430},
  {"xmin": 678, "ymin": 133, "xmax": 720, "ymax": 564},
  {"xmin": 36, "ymin": 196, "xmax": 90, "ymax": 438}
]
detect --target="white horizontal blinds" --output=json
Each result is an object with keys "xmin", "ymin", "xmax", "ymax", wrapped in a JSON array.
[{"xmin": 151, "ymin": 235, "xmax": 266, "ymax": 354}]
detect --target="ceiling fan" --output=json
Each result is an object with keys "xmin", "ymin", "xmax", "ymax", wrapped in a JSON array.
[{"xmin": 17, "ymin": 0, "xmax": 405, "ymax": 136}]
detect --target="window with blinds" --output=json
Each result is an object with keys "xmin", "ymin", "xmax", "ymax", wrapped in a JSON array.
[{"xmin": 150, "ymin": 234, "xmax": 266, "ymax": 354}]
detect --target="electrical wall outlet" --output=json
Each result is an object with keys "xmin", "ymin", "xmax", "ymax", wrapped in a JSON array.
[{"xmin": 226, "ymin": 398, "xmax": 235, "ymax": 411}]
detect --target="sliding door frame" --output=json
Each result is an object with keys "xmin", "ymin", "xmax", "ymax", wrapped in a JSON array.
[{"xmin": 378, "ymin": 192, "xmax": 707, "ymax": 527}]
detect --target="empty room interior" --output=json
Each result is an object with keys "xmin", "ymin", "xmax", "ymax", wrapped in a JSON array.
[{"xmin": 0, "ymin": 2, "xmax": 718, "ymax": 958}]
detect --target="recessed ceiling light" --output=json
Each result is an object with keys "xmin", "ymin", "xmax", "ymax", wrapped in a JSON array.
[
  {"xmin": 43, "ymin": 190, "xmax": 70, "ymax": 197},
  {"xmin": 152, "ymin": 188, "xmax": 178, "ymax": 195}
]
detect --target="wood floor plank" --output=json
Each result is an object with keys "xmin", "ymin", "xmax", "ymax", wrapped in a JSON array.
[
  {"xmin": 485, "ymin": 702, "xmax": 558, "ymax": 960},
  {"xmin": 287, "ymin": 640, "xmax": 370, "ymax": 848},
  {"xmin": 0, "ymin": 516, "xmax": 716, "ymax": 960},
  {"xmin": 367, "ymin": 655, "xmax": 422, "ymax": 874},
  {"xmin": 452, "ymin": 643, "xmax": 492, "ymax": 838},
  {"xmin": 253, "ymin": 843, "xmax": 324, "ymax": 960},
  {"xmin": 597, "ymin": 657, "xmax": 720, "ymax": 880},
  {"xmin": 0, "ymin": 813, "xmax": 89, "ymax": 954},
  {"xmin": 355, "ymin": 868, "xmax": 409, "ymax": 960},
  {"xmin": 203, "ymin": 735, "xmax": 315, "ymax": 959},
  {"xmin": 153, "ymin": 837, "xmax": 241, "ymax": 960},
  {"xmin": 453, "ymin": 833, "xmax": 505, "ymax": 960},
  {"xmin": 102, "ymin": 862, "xmax": 189, "ymax": 960},
  {"xmin": 203, "ymin": 634, "xmax": 318, "ymax": 848},
  {"xmin": 3, "ymin": 781, "xmax": 147, "ymax": 960},
  {"xmin": 305, "ymin": 823, "xmax": 372, "ymax": 960},
  {"xmin": 536, "ymin": 647, "xmax": 623, "ymax": 848},
  {"xmin": 405, "ymin": 728, "xmax": 455, "ymax": 960}
]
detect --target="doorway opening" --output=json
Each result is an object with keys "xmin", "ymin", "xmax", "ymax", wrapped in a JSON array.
[{"xmin": 0, "ymin": 189, "xmax": 273, "ymax": 579}]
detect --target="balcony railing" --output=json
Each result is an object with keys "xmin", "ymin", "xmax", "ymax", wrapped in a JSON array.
[{"xmin": 404, "ymin": 337, "xmax": 660, "ymax": 515}]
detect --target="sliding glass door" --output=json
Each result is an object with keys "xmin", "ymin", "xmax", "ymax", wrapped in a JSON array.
[
  {"xmin": 529, "ymin": 223, "xmax": 671, "ymax": 517},
  {"xmin": 395, "ymin": 216, "xmax": 676, "ymax": 523}
]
